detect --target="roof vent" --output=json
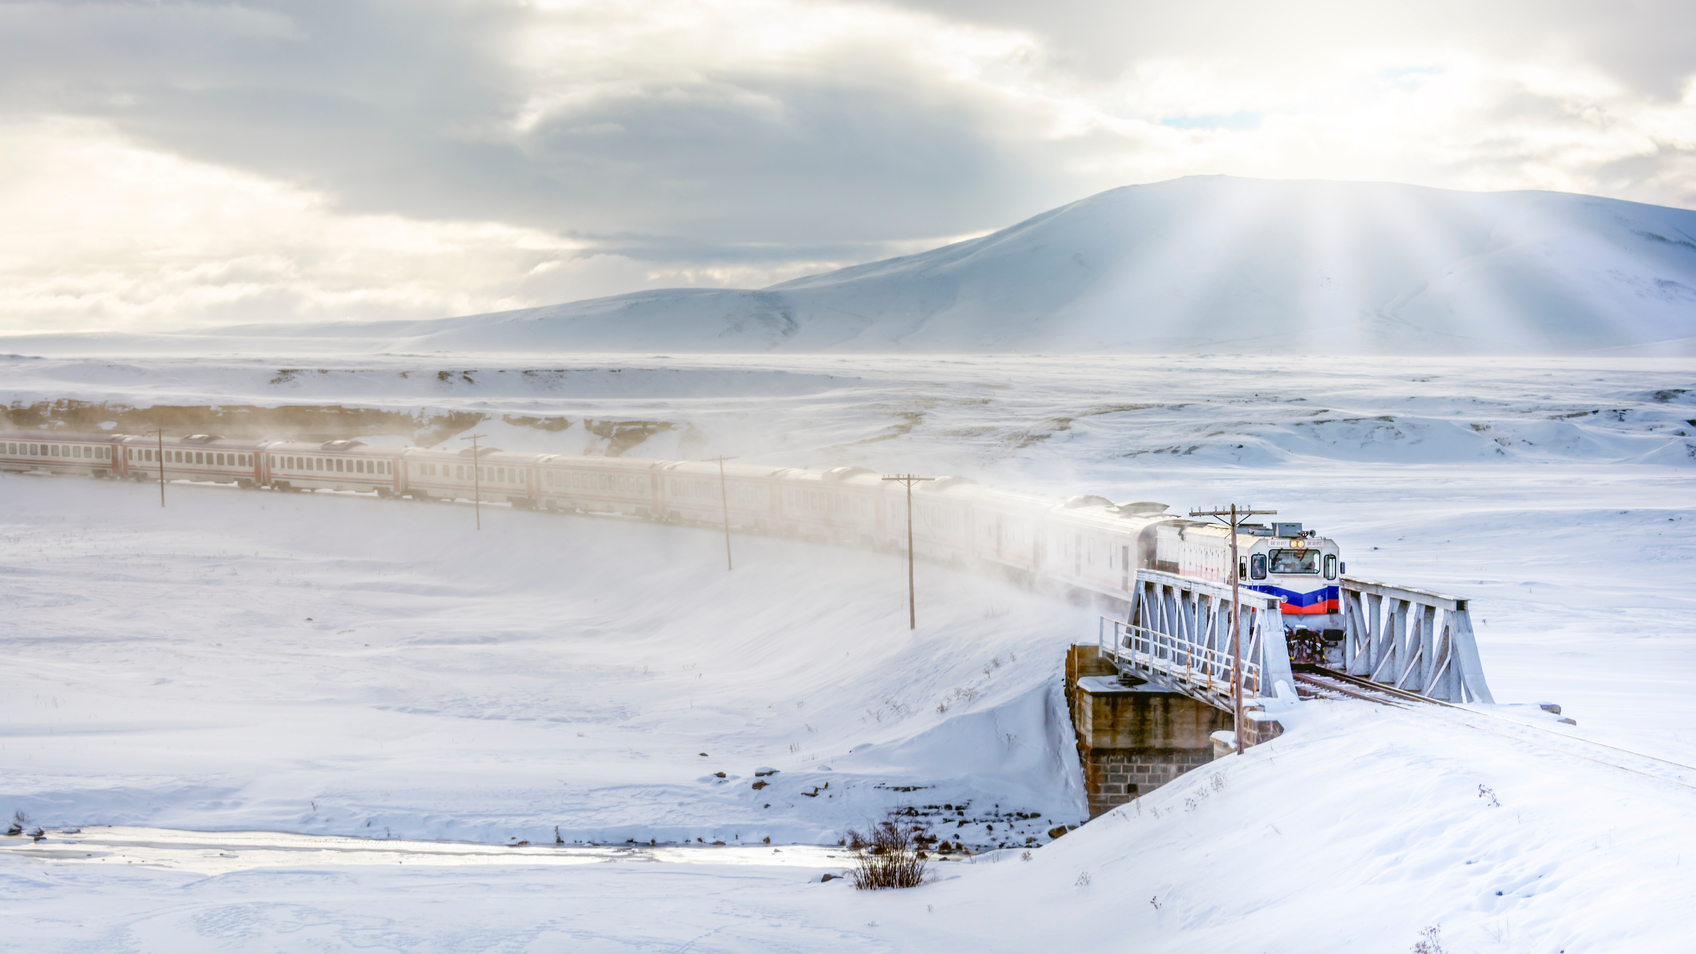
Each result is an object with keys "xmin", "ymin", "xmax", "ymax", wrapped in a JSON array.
[
  {"xmin": 1062, "ymin": 495, "xmax": 1115, "ymax": 509},
  {"xmin": 822, "ymin": 466, "xmax": 875, "ymax": 482},
  {"xmin": 1116, "ymin": 501, "xmax": 1169, "ymax": 515},
  {"xmin": 1274, "ymin": 522, "xmax": 1304, "ymax": 537},
  {"xmin": 321, "ymin": 439, "xmax": 367, "ymax": 451},
  {"xmin": 182, "ymin": 434, "xmax": 225, "ymax": 444},
  {"xmin": 930, "ymin": 476, "xmax": 978, "ymax": 490}
]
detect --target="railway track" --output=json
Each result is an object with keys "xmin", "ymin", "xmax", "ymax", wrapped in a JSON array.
[
  {"xmin": 1290, "ymin": 665, "xmax": 1454, "ymax": 707},
  {"xmin": 1291, "ymin": 665, "xmax": 1696, "ymax": 792}
]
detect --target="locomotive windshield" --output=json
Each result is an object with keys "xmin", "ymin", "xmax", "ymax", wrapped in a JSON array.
[{"xmin": 1269, "ymin": 548, "xmax": 1321, "ymax": 574}]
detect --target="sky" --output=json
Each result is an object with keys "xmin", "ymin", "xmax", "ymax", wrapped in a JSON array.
[{"xmin": 1, "ymin": 0, "xmax": 1693, "ymax": 333}]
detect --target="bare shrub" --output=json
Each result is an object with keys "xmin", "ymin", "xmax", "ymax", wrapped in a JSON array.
[
  {"xmin": 845, "ymin": 810, "xmax": 931, "ymax": 890},
  {"xmin": 1411, "ymin": 924, "xmax": 1445, "ymax": 954}
]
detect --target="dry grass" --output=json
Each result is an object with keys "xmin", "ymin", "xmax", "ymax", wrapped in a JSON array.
[{"xmin": 845, "ymin": 810, "xmax": 931, "ymax": 890}]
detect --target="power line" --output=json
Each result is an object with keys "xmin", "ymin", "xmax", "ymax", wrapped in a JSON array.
[
  {"xmin": 460, "ymin": 433, "xmax": 488, "ymax": 530},
  {"xmin": 704, "ymin": 455, "xmax": 739, "ymax": 571},
  {"xmin": 1189, "ymin": 504, "xmax": 1277, "ymax": 755},
  {"xmin": 882, "ymin": 474, "xmax": 935, "ymax": 630}
]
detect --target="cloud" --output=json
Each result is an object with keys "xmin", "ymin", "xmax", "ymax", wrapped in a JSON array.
[{"xmin": 0, "ymin": 0, "xmax": 1694, "ymax": 332}]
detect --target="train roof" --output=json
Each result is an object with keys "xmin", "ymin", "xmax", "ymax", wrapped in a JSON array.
[{"xmin": 265, "ymin": 438, "xmax": 409, "ymax": 455}]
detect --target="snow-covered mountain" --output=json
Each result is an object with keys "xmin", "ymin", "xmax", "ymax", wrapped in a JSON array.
[
  {"xmin": 10, "ymin": 176, "xmax": 1692, "ymax": 356},
  {"xmin": 375, "ymin": 176, "xmax": 1696, "ymax": 354}
]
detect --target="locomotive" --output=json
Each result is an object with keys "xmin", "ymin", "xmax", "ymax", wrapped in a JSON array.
[{"xmin": 0, "ymin": 430, "xmax": 1345, "ymax": 639}]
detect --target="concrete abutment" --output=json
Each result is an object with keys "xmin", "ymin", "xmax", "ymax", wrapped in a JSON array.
[{"xmin": 1065, "ymin": 644, "xmax": 1280, "ymax": 818}]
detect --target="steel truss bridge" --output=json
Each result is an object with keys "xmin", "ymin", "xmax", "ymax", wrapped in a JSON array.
[{"xmin": 1099, "ymin": 570, "xmax": 1494, "ymax": 709}]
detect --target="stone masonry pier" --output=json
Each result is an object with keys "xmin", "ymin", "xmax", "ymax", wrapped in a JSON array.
[{"xmin": 1065, "ymin": 644, "xmax": 1235, "ymax": 818}]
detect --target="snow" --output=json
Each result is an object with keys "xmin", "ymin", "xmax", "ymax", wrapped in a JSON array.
[
  {"xmin": 7, "ymin": 177, "xmax": 1696, "ymax": 356},
  {"xmin": 1, "ymin": 351, "xmax": 1693, "ymax": 950}
]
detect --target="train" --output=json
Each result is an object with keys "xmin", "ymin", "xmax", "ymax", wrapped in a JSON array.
[{"xmin": 0, "ymin": 429, "xmax": 1347, "ymax": 646}]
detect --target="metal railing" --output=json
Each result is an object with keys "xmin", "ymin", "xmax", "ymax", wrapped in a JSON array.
[
  {"xmin": 1100, "ymin": 619, "xmax": 1263, "ymax": 709},
  {"xmin": 1338, "ymin": 577, "xmax": 1494, "ymax": 704},
  {"xmin": 1097, "ymin": 569, "xmax": 1293, "ymax": 709}
]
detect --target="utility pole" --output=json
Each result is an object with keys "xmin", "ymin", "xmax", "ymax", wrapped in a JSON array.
[
  {"xmin": 1189, "ymin": 503, "xmax": 1277, "ymax": 755},
  {"xmin": 156, "ymin": 428, "xmax": 166, "ymax": 507},
  {"xmin": 881, "ymin": 474, "xmax": 934, "ymax": 630},
  {"xmin": 461, "ymin": 433, "xmax": 487, "ymax": 530},
  {"xmin": 705, "ymin": 455, "xmax": 739, "ymax": 571}
]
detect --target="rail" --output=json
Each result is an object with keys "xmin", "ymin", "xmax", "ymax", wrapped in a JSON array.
[
  {"xmin": 1098, "ymin": 569, "xmax": 1294, "ymax": 709},
  {"xmin": 1099, "ymin": 619, "xmax": 1263, "ymax": 709},
  {"xmin": 1337, "ymin": 576, "xmax": 1494, "ymax": 704}
]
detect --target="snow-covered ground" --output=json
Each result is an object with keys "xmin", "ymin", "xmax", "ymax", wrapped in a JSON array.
[{"xmin": 2, "ymin": 352, "xmax": 1693, "ymax": 951}]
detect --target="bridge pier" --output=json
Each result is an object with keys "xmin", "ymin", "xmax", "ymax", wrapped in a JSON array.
[
  {"xmin": 1066, "ymin": 645, "xmax": 1286, "ymax": 817},
  {"xmin": 1065, "ymin": 645, "xmax": 1236, "ymax": 818}
]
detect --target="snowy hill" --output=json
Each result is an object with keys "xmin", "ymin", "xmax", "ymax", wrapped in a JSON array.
[
  {"xmin": 337, "ymin": 177, "xmax": 1696, "ymax": 354},
  {"xmin": 5, "ymin": 177, "xmax": 1694, "ymax": 356}
]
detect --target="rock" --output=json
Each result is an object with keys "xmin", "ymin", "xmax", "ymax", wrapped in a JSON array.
[{"xmin": 751, "ymin": 780, "xmax": 769, "ymax": 790}]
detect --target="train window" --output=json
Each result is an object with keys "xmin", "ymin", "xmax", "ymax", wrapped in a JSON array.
[
  {"xmin": 50, "ymin": 445, "xmax": 59, "ymax": 456},
  {"xmin": 1269, "ymin": 549, "xmax": 1319, "ymax": 574},
  {"xmin": 1324, "ymin": 553, "xmax": 1337, "ymax": 579},
  {"xmin": 1249, "ymin": 553, "xmax": 1268, "ymax": 580}
]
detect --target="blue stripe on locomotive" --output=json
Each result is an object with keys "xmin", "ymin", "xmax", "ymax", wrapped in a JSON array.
[{"xmin": 1247, "ymin": 584, "xmax": 1340, "ymax": 614}]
